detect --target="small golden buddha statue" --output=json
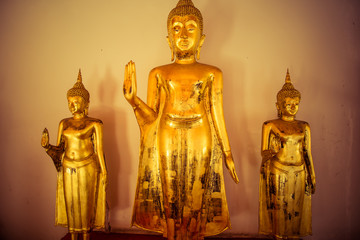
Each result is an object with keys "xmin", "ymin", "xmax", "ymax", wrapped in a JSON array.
[
  {"xmin": 123, "ymin": 0, "xmax": 238, "ymax": 239},
  {"xmin": 259, "ymin": 70, "xmax": 316, "ymax": 239},
  {"xmin": 41, "ymin": 70, "xmax": 107, "ymax": 240}
]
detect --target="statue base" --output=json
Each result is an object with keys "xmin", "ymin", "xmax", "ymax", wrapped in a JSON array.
[{"xmin": 61, "ymin": 231, "xmax": 271, "ymax": 239}]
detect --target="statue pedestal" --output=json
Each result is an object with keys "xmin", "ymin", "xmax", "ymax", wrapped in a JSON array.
[
  {"xmin": 61, "ymin": 231, "xmax": 166, "ymax": 240},
  {"xmin": 61, "ymin": 231, "xmax": 269, "ymax": 240}
]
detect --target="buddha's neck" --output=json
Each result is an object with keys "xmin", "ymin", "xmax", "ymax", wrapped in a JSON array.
[
  {"xmin": 175, "ymin": 56, "xmax": 196, "ymax": 64},
  {"xmin": 175, "ymin": 51, "xmax": 196, "ymax": 64},
  {"xmin": 73, "ymin": 113, "xmax": 86, "ymax": 120},
  {"xmin": 281, "ymin": 115, "xmax": 295, "ymax": 122}
]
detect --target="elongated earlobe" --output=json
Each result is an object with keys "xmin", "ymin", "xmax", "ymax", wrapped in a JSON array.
[
  {"xmin": 166, "ymin": 36, "xmax": 175, "ymax": 62},
  {"xmin": 276, "ymin": 103, "xmax": 281, "ymax": 118},
  {"xmin": 196, "ymin": 35, "xmax": 206, "ymax": 60},
  {"xmin": 84, "ymin": 102, "xmax": 89, "ymax": 116}
]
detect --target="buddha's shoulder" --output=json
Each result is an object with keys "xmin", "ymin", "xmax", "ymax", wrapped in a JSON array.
[
  {"xmin": 60, "ymin": 117, "xmax": 102, "ymax": 125},
  {"xmin": 263, "ymin": 119, "xmax": 284, "ymax": 129},
  {"xmin": 150, "ymin": 62, "xmax": 222, "ymax": 73},
  {"xmin": 149, "ymin": 64, "xmax": 171, "ymax": 75},
  {"xmin": 263, "ymin": 119, "xmax": 280, "ymax": 126},
  {"xmin": 296, "ymin": 120, "xmax": 310, "ymax": 128},
  {"xmin": 60, "ymin": 117, "xmax": 72, "ymax": 124},
  {"xmin": 85, "ymin": 117, "xmax": 103, "ymax": 125},
  {"xmin": 196, "ymin": 62, "xmax": 222, "ymax": 73},
  {"xmin": 263, "ymin": 119, "xmax": 310, "ymax": 129}
]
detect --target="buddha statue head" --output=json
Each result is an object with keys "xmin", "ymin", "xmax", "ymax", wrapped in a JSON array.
[
  {"xmin": 276, "ymin": 70, "xmax": 301, "ymax": 118},
  {"xmin": 167, "ymin": 0, "xmax": 205, "ymax": 61},
  {"xmin": 67, "ymin": 69, "xmax": 90, "ymax": 116}
]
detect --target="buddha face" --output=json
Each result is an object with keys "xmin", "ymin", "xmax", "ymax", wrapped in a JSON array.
[
  {"xmin": 168, "ymin": 15, "xmax": 204, "ymax": 59},
  {"xmin": 68, "ymin": 96, "xmax": 88, "ymax": 116},
  {"xmin": 279, "ymin": 97, "xmax": 300, "ymax": 117}
]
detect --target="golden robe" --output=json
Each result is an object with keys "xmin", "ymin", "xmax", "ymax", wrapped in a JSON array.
[
  {"xmin": 259, "ymin": 157, "xmax": 312, "ymax": 238},
  {"xmin": 132, "ymin": 94, "xmax": 230, "ymax": 238},
  {"xmin": 55, "ymin": 154, "xmax": 106, "ymax": 232}
]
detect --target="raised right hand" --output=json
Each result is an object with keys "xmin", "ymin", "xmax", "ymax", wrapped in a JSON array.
[
  {"xmin": 123, "ymin": 60, "xmax": 137, "ymax": 107},
  {"xmin": 41, "ymin": 128, "xmax": 50, "ymax": 148}
]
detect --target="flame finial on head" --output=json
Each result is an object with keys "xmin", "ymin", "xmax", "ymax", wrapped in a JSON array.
[
  {"xmin": 67, "ymin": 69, "xmax": 90, "ymax": 103},
  {"xmin": 167, "ymin": 0, "xmax": 203, "ymax": 33},
  {"xmin": 77, "ymin": 68, "xmax": 82, "ymax": 83},
  {"xmin": 285, "ymin": 68, "xmax": 291, "ymax": 83}
]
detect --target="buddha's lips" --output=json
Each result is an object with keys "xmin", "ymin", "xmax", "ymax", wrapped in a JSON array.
[{"xmin": 179, "ymin": 40, "xmax": 189, "ymax": 46}]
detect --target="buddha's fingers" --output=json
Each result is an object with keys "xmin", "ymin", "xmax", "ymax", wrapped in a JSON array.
[
  {"xmin": 232, "ymin": 169, "xmax": 239, "ymax": 184},
  {"xmin": 41, "ymin": 128, "xmax": 49, "ymax": 148},
  {"xmin": 227, "ymin": 163, "xmax": 239, "ymax": 184},
  {"xmin": 123, "ymin": 63, "xmax": 130, "ymax": 93},
  {"xmin": 131, "ymin": 61, "xmax": 137, "ymax": 93},
  {"xmin": 124, "ymin": 62, "xmax": 135, "ymax": 96}
]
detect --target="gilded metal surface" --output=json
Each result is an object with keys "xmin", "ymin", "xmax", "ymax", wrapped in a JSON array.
[
  {"xmin": 41, "ymin": 70, "xmax": 107, "ymax": 240},
  {"xmin": 123, "ymin": 1, "xmax": 238, "ymax": 239},
  {"xmin": 259, "ymin": 70, "xmax": 316, "ymax": 239}
]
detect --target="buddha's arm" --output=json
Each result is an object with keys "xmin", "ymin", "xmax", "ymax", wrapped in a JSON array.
[
  {"xmin": 94, "ymin": 122, "xmax": 107, "ymax": 175},
  {"xmin": 261, "ymin": 123, "xmax": 274, "ymax": 161},
  {"xmin": 209, "ymin": 71, "xmax": 239, "ymax": 183},
  {"xmin": 56, "ymin": 120, "xmax": 64, "ymax": 146},
  {"xmin": 146, "ymin": 69, "xmax": 162, "ymax": 113},
  {"xmin": 261, "ymin": 123, "xmax": 273, "ymax": 173},
  {"xmin": 304, "ymin": 123, "xmax": 316, "ymax": 194},
  {"xmin": 124, "ymin": 61, "xmax": 157, "ymax": 130}
]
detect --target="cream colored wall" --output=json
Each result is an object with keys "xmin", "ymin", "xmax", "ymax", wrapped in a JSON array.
[{"xmin": 0, "ymin": 0, "xmax": 359, "ymax": 239}]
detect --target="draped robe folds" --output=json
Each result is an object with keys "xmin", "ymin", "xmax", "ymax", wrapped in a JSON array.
[
  {"xmin": 46, "ymin": 147, "xmax": 107, "ymax": 231},
  {"xmin": 259, "ymin": 159, "xmax": 312, "ymax": 238},
  {"xmin": 259, "ymin": 129, "xmax": 312, "ymax": 238},
  {"xmin": 131, "ymin": 89, "xmax": 231, "ymax": 238}
]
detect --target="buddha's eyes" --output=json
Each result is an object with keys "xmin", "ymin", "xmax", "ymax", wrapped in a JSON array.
[
  {"xmin": 285, "ymin": 102, "xmax": 299, "ymax": 107},
  {"xmin": 173, "ymin": 26, "xmax": 181, "ymax": 33},
  {"xmin": 187, "ymin": 24, "xmax": 196, "ymax": 32}
]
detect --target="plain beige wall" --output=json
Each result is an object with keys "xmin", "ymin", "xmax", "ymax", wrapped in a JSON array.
[{"xmin": 0, "ymin": 0, "xmax": 359, "ymax": 239}]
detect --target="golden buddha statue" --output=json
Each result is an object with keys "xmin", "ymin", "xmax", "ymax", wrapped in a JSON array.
[
  {"xmin": 259, "ymin": 70, "xmax": 316, "ymax": 239},
  {"xmin": 123, "ymin": 0, "xmax": 238, "ymax": 239},
  {"xmin": 41, "ymin": 70, "xmax": 107, "ymax": 240}
]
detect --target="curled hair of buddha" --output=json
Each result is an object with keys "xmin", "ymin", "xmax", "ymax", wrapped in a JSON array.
[
  {"xmin": 67, "ymin": 69, "xmax": 90, "ymax": 104},
  {"xmin": 167, "ymin": 0, "xmax": 203, "ymax": 34},
  {"xmin": 277, "ymin": 69, "xmax": 301, "ymax": 104}
]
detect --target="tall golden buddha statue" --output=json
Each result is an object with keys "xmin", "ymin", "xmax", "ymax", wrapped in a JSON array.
[
  {"xmin": 123, "ymin": 0, "xmax": 238, "ymax": 239},
  {"xmin": 259, "ymin": 70, "xmax": 316, "ymax": 239},
  {"xmin": 41, "ymin": 70, "xmax": 107, "ymax": 240}
]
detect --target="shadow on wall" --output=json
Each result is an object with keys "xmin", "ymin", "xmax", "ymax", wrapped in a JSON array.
[{"xmin": 90, "ymin": 68, "xmax": 132, "ymax": 215}]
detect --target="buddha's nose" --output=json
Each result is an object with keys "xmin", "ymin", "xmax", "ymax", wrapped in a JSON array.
[{"xmin": 181, "ymin": 28, "xmax": 188, "ymax": 38}]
